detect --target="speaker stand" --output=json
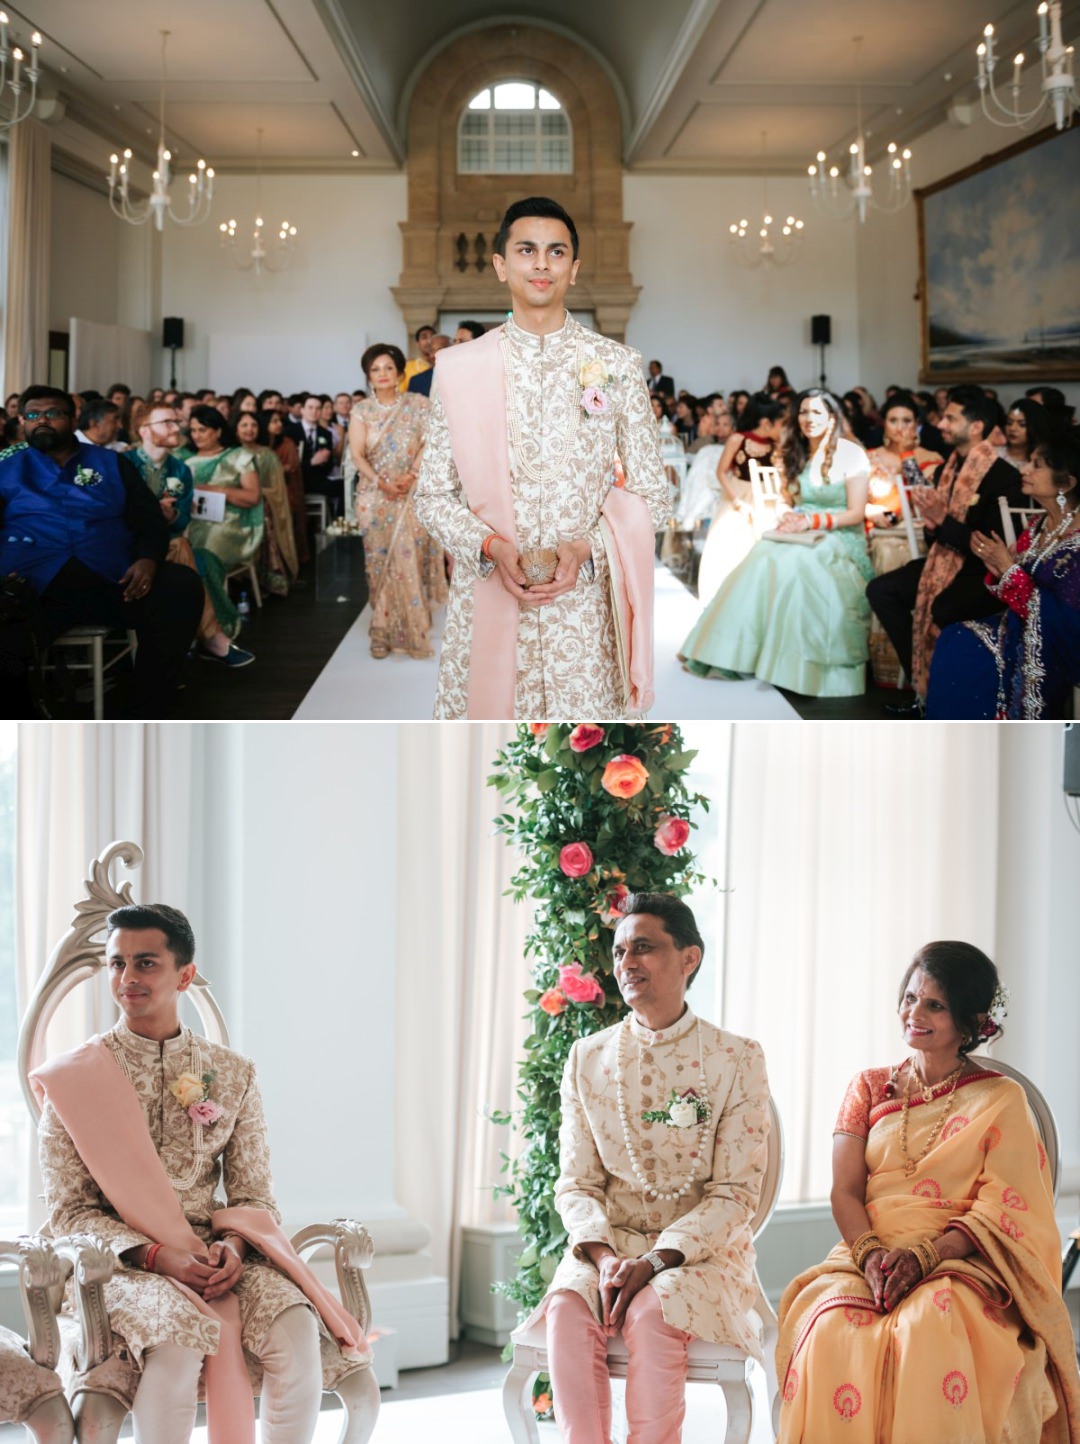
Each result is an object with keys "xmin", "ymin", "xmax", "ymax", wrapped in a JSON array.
[
  {"xmin": 168, "ymin": 345, "xmax": 179, "ymax": 390},
  {"xmin": 818, "ymin": 341, "xmax": 829, "ymax": 390}
]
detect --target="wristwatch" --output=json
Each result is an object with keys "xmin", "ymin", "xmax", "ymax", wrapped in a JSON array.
[{"xmin": 641, "ymin": 1249, "xmax": 667, "ymax": 1275}]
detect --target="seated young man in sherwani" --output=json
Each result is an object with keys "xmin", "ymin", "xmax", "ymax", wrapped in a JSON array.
[
  {"xmin": 415, "ymin": 196, "xmax": 670, "ymax": 720},
  {"xmin": 31, "ymin": 904, "xmax": 367, "ymax": 1444},
  {"xmin": 532, "ymin": 893, "xmax": 770, "ymax": 1444}
]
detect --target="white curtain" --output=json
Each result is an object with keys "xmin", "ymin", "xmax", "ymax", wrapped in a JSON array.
[
  {"xmin": 2, "ymin": 119, "xmax": 51, "ymax": 396},
  {"xmin": 395, "ymin": 723, "xmax": 533, "ymax": 1335},
  {"xmin": 719, "ymin": 722, "xmax": 1001, "ymax": 1204},
  {"xmin": 15, "ymin": 722, "xmax": 198, "ymax": 1227}
]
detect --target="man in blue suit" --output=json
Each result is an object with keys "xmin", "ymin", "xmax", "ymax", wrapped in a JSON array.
[{"xmin": 0, "ymin": 385, "xmax": 204, "ymax": 716}]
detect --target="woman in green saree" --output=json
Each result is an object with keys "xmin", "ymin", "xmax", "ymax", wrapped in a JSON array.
[{"xmin": 184, "ymin": 405, "xmax": 265, "ymax": 643}]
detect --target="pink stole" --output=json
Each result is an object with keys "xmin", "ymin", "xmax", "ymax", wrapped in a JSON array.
[
  {"xmin": 436, "ymin": 324, "xmax": 656, "ymax": 717},
  {"xmin": 31, "ymin": 1038, "xmax": 370, "ymax": 1444}
]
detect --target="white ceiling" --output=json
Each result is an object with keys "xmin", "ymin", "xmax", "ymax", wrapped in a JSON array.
[{"xmin": 4, "ymin": 0, "xmax": 1079, "ymax": 173}]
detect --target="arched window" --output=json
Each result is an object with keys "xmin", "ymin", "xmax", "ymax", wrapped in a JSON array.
[{"xmin": 458, "ymin": 81, "xmax": 572, "ymax": 175}]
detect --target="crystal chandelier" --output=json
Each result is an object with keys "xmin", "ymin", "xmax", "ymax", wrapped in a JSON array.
[
  {"xmin": 107, "ymin": 31, "xmax": 214, "ymax": 230},
  {"xmin": 729, "ymin": 133, "xmax": 804, "ymax": 268},
  {"xmin": 976, "ymin": 3, "xmax": 1078, "ymax": 131},
  {"xmin": 0, "ymin": 11, "xmax": 42, "ymax": 135},
  {"xmin": 219, "ymin": 129, "xmax": 298, "ymax": 277},
  {"xmin": 808, "ymin": 37, "xmax": 913, "ymax": 224}
]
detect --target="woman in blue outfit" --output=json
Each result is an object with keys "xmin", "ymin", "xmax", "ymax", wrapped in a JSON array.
[
  {"xmin": 679, "ymin": 389, "xmax": 873, "ymax": 696},
  {"xmin": 926, "ymin": 436, "xmax": 1080, "ymax": 719}
]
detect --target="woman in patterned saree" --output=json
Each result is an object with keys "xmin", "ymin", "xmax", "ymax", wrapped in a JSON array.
[
  {"xmin": 926, "ymin": 437, "xmax": 1080, "ymax": 719},
  {"xmin": 348, "ymin": 343, "xmax": 447, "ymax": 659},
  {"xmin": 184, "ymin": 406, "xmax": 265, "ymax": 644},
  {"xmin": 234, "ymin": 410, "xmax": 299, "ymax": 597},
  {"xmin": 777, "ymin": 941, "xmax": 1080, "ymax": 1444}
]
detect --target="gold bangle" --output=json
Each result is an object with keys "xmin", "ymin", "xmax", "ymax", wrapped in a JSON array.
[{"xmin": 850, "ymin": 1231, "xmax": 885, "ymax": 1271}]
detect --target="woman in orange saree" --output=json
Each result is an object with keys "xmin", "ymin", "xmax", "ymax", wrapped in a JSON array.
[{"xmin": 778, "ymin": 941, "xmax": 1080, "ymax": 1444}]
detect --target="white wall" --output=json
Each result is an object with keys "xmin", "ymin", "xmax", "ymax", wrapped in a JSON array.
[
  {"xmin": 624, "ymin": 174, "xmax": 860, "ymax": 398},
  {"xmin": 49, "ymin": 173, "xmax": 123, "ymax": 332},
  {"xmin": 159, "ymin": 172, "xmax": 408, "ymax": 395},
  {"xmin": 855, "ymin": 107, "xmax": 1080, "ymax": 413}
]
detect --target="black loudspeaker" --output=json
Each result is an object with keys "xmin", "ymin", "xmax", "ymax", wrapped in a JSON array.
[
  {"xmin": 1065, "ymin": 724, "xmax": 1080, "ymax": 796},
  {"xmin": 162, "ymin": 316, "xmax": 185, "ymax": 349},
  {"xmin": 811, "ymin": 314, "xmax": 832, "ymax": 346}
]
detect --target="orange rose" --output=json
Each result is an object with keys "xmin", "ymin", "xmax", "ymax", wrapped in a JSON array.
[
  {"xmin": 601, "ymin": 754, "xmax": 649, "ymax": 799},
  {"xmin": 539, "ymin": 987, "xmax": 568, "ymax": 1016},
  {"xmin": 528, "ymin": 723, "xmax": 550, "ymax": 736},
  {"xmin": 649, "ymin": 723, "xmax": 673, "ymax": 745},
  {"xmin": 534, "ymin": 1392, "xmax": 553, "ymax": 1416}
]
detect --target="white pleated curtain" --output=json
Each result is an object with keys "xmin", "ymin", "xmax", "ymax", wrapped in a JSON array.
[
  {"xmin": 394, "ymin": 723, "xmax": 533, "ymax": 1337},
  {"xmin": 15, "ymin": 722, "xmax": 198, "ymax": 1227},
  {"xmin": 2, "ymin": 119, "xmax": 51, "ymax": 397},
  {"xmin": 718, "ymin": 722, "xmax": 1002, "ymax": 1203}
]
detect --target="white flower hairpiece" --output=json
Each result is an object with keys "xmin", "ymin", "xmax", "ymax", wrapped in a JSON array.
[{"xmin": 979, "ymin": 982, "xmax": 1010, "ymax": 1039}]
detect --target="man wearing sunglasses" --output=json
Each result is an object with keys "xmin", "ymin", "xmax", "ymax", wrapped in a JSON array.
[{"xmin": 0, "ymin": 385, "xmax": 203, "ymax": 717}]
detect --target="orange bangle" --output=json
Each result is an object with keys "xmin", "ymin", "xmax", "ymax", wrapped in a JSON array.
[
  {"xmin": 811, "ymin": 514, "xmax": 821, "ymax": 530},
  {"xmin": 826, "ymin": 514, "xmax": 835, "ymax": 530},
  {"xmin": 482, "ymin": 533, "xmax": 507, "ymax": 560}
]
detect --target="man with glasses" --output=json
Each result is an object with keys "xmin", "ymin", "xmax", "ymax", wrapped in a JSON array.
[{"xmin": 0, "ymin": 385, "xmax": 204, "ymax": 717}]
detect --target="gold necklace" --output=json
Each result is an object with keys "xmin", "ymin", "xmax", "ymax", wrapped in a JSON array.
[{"xmin": 899, "ymin": 1058, "xmax": 965, "ymax": 1177}]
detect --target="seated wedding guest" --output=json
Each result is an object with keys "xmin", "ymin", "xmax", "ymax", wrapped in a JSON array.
[
  {"xmin": 76, "ymin": 399, "xmax": 126, "ymax": 451},
  {"xmin": 842, "ymin": 391, "xmax": 880, "ymax": 449},
  {"xmin": 296, "ymin": 394, "xmax": 336, "ymax": 507},
  {"xmin": 284, "ymin": 394, "xmax": 306, "ymax": 439},
  {"xmin": 866, "ymin": 390, "xmax": 943, "ymax": 528},
  {"xmin": 235, "ymin": 410, "xmax": 298, "ymax": 598},
  {"xmin": 128, "ymin": 402, "xmax": 252, "ymax": 668},
  {"xmin": 866, "ymin": 385, "xmax": 1026, "ymax": 711},
  {"xmin": 1026, "ymin": 385, "xmax": 1076, "ymax": 435},
  {"xmin": 764, "ymin": 365, "xmax": 794, "ymax": 400},
  {"xmin": 647, "ymin": 359, "xmax": 674, "ymax": 396},
  {"xmin": 728, "ymin": 390, "xmax": 751, "ymax": 422},
  {"xmin": 400, "ymin": 324, "xmax": 436, "ymax": 393},
  {"xmin": 107, "ymin": 383, "xmax": 132, "ymax": 439},
  {"xmin": 0, "ymin": 1325, "xmax": 72, "ymax": 1441},
  {"xmin": 650, "ymin": 396, "xmax": 665, "ymax": 423},
  {"xmin": 454, "ymin": 319, "xmax": 486, "ymax": 344},
  {"xmin": 333, "ymin": 391, "xmax": 353, "ymax": 434},
  {"xmin": 776, "ymin": 941, "xmax": 1080, "ymax": 1444},
  {"xmin": 231, "ymin": 388, "xmax": 258, "ymax": 418},
  {"xmin": 5, "ymin": 392, "xmax": 20, "ymax": 418},
  {"xmin": 407, "ymin": 335, "xmax": 451, "ymax": 396},
  {"xmin": 260, "ymin": 407, "xmax": 309, "ymax": 565},
  {"xmin": 32, "ymin": 902, "xmax": 369, "ymax": 1444},
  {"xmin": 674, "ymin": 397, "xmax": 697, "ymax": 443},
  {"xmin": 686, "ymin": 410, "xmax": 718, "ymax": 455},
  {"xmin": 257, "ymin": 388, "xmax": 284, "ymax": 415},
  {"xmin": 2, "ymin": 413, "xmax": 24, "ymax": 449},
  {"xmin": 915, "ymin": 390, "xmax": 950, "ymax": 458},
  {"xmin": 349, "ymin": 342, "xmax": 446, "ymax": 658},
  {"xmin": 149, "ymin": 387, "xmax": 165, "ymax": 405},
  {"xmin": 926, "ymin": 436, "xmax": 1080, "ymax": 718},
  {"xmin": 998, "ymin": 397, "xmax": 1051, "ymax": 474},
  {"xmin": 530, "ymin": 893, "xmax": 770, "ymax": 1444},
  {"xmin": 213, "ymin": 396, "xmax": 232, "ymax": 422},
  {"xmin": 0, "ymin": 386, "xmax": 203, "ymax": 717},
  {"xmin": 695, "ymin": 392, "xmax": 786, "ymax": 606},
  {"xmin": 712, "ymin": 407, "xmax": 734, "ymax": 445},
  {"xmin": 184, "ymin": 405, "xmax": 264, "ymax": 644},
  {"xmin": 680, "ymin": 388, "xmax": 873, "ymax": 696}
]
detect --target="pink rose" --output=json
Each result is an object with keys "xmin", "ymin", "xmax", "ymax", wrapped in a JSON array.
[
  {"xmin": 598, "ymin": 882, "xmax": 630, "ymax": 924},
  {"xmin": 188, "ymin": 1100, "xmax": 223, "ymax": 1126},
  {"xmin": 559, "ymin": 841, "xmax": 594, "ymax": 877},
  {"xmin": 569, "ymin": 724, "xmax": 605, "ymax": 752},
  {"xmin": 539, "ymin": 987, "xmax": 568, "ymax": 1017},
  {"xmin": 557, "ymin": 962, "xmax": 605, "ymax": 1004},
  {"xmin": 582, "ymin": 386, "xmax": 610, "ymax": 416},
  {"xmin": 654, "ymin": 815, "xmax": 690, "ymax": 855}
]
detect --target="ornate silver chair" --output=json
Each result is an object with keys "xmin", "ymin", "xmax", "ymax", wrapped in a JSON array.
[
  {"xmin": 503, "ymin": 1095, "xmax": 785, "ymax": 1444},
  {"xmin": 17, "ymin": 840, "xmax": 380, "ymax": 1444},
  {"xmin": 0, "ymin": 1236, "xmax": 77, "ymax": 1442}
]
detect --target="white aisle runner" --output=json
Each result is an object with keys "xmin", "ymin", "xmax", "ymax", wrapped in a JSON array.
[{"xmin": 294, "ymin": 563, "xmax": 798, "ymax": 721}]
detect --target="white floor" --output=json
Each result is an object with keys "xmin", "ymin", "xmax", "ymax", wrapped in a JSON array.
[{"xmin": 293, "ymin": 563, "xmax": 798, "ymax": 722}]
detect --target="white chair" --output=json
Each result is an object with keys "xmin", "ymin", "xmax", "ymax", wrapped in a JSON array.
[
  {"xmin": 306, "ymin": 494, "xmax": 330, "ymax": 534},
  {"xmin": 41, "ymin": 627, "xmax": 137, "ymax": 721},
  {"xmin": 971, "ymin": 1053, "xmax": 1060, "ymax": 1195},
  {"xmin": 0, "ymin": 1236, "xmax": 78, "ymax": 1442},
  {"xmin": 748, "ymin": 460, "xmax": 784, "ymax": 531},
  {"xmin": 996, "ymin": 496, "xmax": 1042, "ymax": 551},
  {"xmin": 17, "ymin": 839, "xmax": 380, "ymax": 1444},
  {"xmin": 503, "ymin": 1096, "xmax": 784, "ymax": 1444},
  {"xmin": 226, "ymin": 558, "xmax": 263, "ymax": 608},
  {"xmin": 893, "ymin": 472, "xmax": 925, "ymax": 561}
]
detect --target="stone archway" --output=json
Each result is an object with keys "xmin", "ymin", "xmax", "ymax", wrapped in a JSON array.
[{"xmin": 392, "ymin": 23, "xmax": 639, "ymax": 348}]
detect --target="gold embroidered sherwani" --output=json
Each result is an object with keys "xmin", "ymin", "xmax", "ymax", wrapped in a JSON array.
[
  {"xmin": 414, "ymin": 315, "xmax": 670, "ymax": 719},
  {"xmin": 0, "ymin": 1326, "xmax": 64, "ymax": 1425},
  {"xmin": 38, "ymin": 1023, "xmax": 351, "ymax": 1402},
  {"xmin": 535, "ymin": 1008, "xmax": 770, "ymax": 1357}
]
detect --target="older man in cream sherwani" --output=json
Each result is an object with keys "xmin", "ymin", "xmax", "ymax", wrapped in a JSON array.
[{"xmin": 529, "ymin": 892, "xmax": 771, "ymax": 1444}]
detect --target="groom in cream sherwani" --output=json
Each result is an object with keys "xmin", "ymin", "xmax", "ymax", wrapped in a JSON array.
[
  {"xmin": 415, "ymin": 196, "xmax": 669, "ymax": 721},
  {"xmin": 527, "ymin": 892, "xmax": 771, "ymax": 1444}
]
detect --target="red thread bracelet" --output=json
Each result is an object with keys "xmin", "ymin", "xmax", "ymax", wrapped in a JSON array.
[{"xmin": 143, "ymin": 1243, "xmax": 163, "ymax": 1273}]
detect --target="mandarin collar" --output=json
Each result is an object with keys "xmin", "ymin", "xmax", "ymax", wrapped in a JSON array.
[
  {"xmin": 628, "ymin": 1005, "xmax": 696, "ymax": 1047},
  {"xmin": 111, "ymin": 1020, "xmax": 191, "ymax": 1058},
  {"xmin": 505, "ymin": 311, "xmax": 573, "ymax": 351}
]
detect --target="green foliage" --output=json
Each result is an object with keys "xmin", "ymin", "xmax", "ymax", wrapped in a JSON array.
[{"xmin": 488, "ymin": 723, "xmax": 708, "ymax": 1316}]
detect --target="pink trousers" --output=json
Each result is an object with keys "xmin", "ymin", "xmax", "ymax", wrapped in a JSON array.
[{"xmin": 546, "ymin": 1287, "xmax": 692, "ymax": 1444}]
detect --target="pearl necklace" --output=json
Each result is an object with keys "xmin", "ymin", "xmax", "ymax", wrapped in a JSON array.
[
  {"xmin": 614, "ymin": 1015, "xmax": 710, "ymax": 1203},
  {"xmin": 108, "ymin": 1027, "xmax": 210, "ymax": 1191},
  {"xmin": 1025, "ymin": 506, "xmax": 1077, "ymax": 560}
]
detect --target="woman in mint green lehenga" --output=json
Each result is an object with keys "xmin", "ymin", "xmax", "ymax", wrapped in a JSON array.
[
  {"xmin": 679, "ymin": 389, "xmax": 873, "ymax": 697},
  {"xmin": 184, "ymin": 405, "xmax": 265, "ymax": 640}
]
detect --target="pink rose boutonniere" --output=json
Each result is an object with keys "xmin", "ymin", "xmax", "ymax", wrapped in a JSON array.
[
  {"xmin": 578, "ymin": 358, "xmax": 619, "ymax": 419},
  {"xmin": 170, "ymin": 1069, "xmax": 223, "ymax": 1127},
  {"xmin": 557, "ymin": 961, "xmax": 605, "ymax": 1004}
]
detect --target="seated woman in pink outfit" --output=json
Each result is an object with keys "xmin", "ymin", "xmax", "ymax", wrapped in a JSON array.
[{"xmin": 526, "ymin": 893, "xmax": 770, "ymax": 1444}]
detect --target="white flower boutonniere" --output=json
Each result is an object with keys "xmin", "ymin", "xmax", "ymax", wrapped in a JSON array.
[
  {"xmin": 72, "ymin": 465, "xmax": 104, "ymax": 489},
  {"xmin": 164, "ymin": 477, "xmax": 187, "ymax": 498},
  {"xmin": 642, "ymin": 1087, "xmax": 712, "ymax": 1128}
]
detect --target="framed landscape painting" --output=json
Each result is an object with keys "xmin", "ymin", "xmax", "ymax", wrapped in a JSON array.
[{"xmin": 917, "ymin": 124, "xmax": 1080, "ymax": 382}]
